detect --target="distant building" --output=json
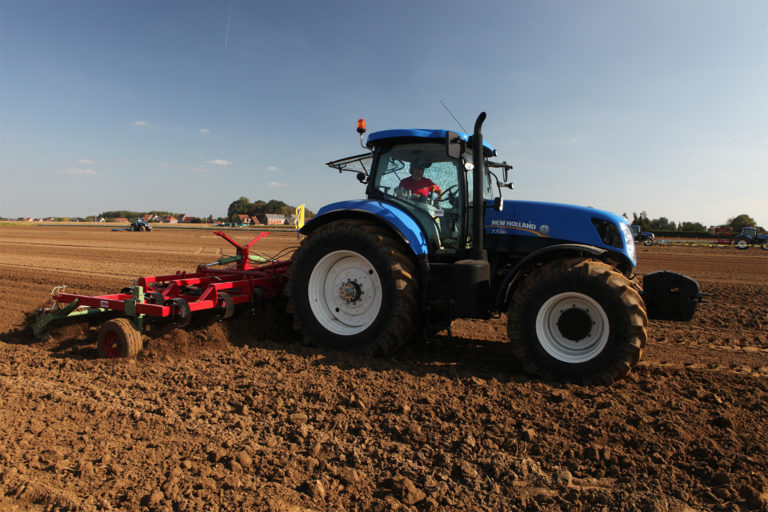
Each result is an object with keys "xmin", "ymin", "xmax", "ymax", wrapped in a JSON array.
[
  {"xmin": 114, "ymin": 217, "xmax": 129, "ymax": 223},
  {"xmin": 162, "ymin": 216, "xmax": 178, "ymax": 224},
  {"xmin": 262, "ymin": 214, "xmax": 287, "ymax": 225},
  {"xmin": 236, "ymin": 214, "xmax": 252, "ymax": 225}
]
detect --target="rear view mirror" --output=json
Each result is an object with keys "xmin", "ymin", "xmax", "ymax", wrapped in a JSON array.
[{"xmin": 446, "ymin": 131, "xmax": 464, "ymax": 159}]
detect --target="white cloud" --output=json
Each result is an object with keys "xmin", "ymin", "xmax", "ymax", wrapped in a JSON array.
[
  {"xmin": 269, "ymin": 181, "xmax": 286, "ymax": 187},
  {"xmin": 133, "ymin": 121, "xmax": 151, "ymax": 127},
  {"xmin": 206, "ymin": 159, "xmax": 233, "ymax": 166},
  {"xmin": 77, "ymin": 159, "xmax": 93, "ymax": 165},
  {"xmin": 58, "ymin": 167, "xmax": 97, "ymax": 176},
  {"xmin": 268, "ymin": 165, "xmax": 279, "ymax": 172},
  {"xmin": 199, "ymin": 128, "xmax": 210, "ymax": 134}
]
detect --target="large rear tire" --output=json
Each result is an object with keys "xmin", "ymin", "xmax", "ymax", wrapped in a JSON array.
[
  {"xmin": 735, "ymin": 238, "xmax": 750, "ymax": 250},
  {"xmin": 286, "ymin": 220, "xmax": 419, "ymax": 355},
  {"xmin": 507, "ymin": 258, "xmax": 647, "ymax": 385}
]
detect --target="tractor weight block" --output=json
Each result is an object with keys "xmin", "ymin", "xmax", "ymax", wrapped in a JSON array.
[{"xmin": 642, "ymin": 271, "xmax": 701, "ymax": 321}]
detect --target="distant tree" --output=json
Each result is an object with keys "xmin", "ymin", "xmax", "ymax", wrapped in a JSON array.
[
  {"xmin": 647, "ymin": 216, "xmax": 676, "ymax": 231},
  {"xmin": 227, "ymin": 197, "xmax": 251, "ymax": 222},
  {"xmin": 265, "ymin": 199, "xmax": 292, "ymax": 215},
  {"xmin": 727, "ymin": 214, "xmax": 756, "ymax": 231},
  {"xmin": 631, "ymin": 211, "xmax": 650, "ymax": 229},
  {"xmin": 247, "ymin": 200, "xmax": 269, "ymax": 216},
  {"xmin": 679, "ymin": 221, "xmax": 706, "ymax": 232},
  {"xmin": 225, "ymin": 197, "xmax": 315, "ymax": 221}
]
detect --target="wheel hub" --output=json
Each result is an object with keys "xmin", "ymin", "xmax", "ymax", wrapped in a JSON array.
[
  {"xmin": 557, "ymin": 307, "xmax": 593, "ymax": 341},
  {"xmin": 339, "ymin": 280, "xmax": 362, "ymax": 303}
]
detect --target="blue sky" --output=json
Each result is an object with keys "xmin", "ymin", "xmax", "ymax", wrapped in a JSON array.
[{"xmin": 1, "ymin": 0, "xmax": 766, "ymax": 227}]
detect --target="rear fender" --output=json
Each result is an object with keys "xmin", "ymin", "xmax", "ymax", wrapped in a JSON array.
[{"xmin": 300, "ymin": 200, "xmax": 428, "ymax": 256}]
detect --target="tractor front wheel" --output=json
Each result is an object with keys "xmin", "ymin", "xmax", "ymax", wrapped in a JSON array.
[
  {"xmin": 507, "ymin": 258, "xmax": 647, "ymax": 384},
  {"xmin": 97, "ymin": 318, "xmax": 143, "ymax": 358},
  {"xmin": 286, "ymin": 220, "xmax": 419, "ymax": 355}
]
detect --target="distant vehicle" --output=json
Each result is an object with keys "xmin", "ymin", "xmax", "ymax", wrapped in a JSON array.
[
  {"xmin": 630, "ymin": 225, "xmax": 654, "ymax": 246},
  {"xmin": 734, "ymin": 227, "xmax": 768, "ymax": 250},
  {"xmin": 130, "ymin": 218, "xmax": 152, "ymax": 232}
]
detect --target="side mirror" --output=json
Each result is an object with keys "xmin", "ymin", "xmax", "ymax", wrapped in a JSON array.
[
  {"xmin": 494, "ymin": 196, "xmax": 504, "ymax": 212},
  {"xmin": 445, "ymin": 131, "xmax": 464, "ymax": 159}
]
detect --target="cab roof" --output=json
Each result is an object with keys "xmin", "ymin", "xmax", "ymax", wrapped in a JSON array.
[{"xmin": 366, "ymin": 129, "xmax": 495, "ymax": 155}]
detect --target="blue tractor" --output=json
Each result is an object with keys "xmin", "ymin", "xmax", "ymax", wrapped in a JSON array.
[
  {"xmin": 286, "ymin": 113, "xmax": 701, "ymax": 384},
  {"xmin": 630, "ymin": 225, "xmax": 655, "ymax": 246},
  {"xmin": 130, "ymin": 218, "xmax": 152, "ymax": 232},
  {"xmin": 733, "ymin": 227, "xmax": 768, "ymax": 250}
]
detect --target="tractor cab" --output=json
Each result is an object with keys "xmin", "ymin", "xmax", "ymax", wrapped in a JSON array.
[
  {"xmin": 740, "ymin": 227, "xmax": 757, "ymax": 240},
  {"xmin": 326, "ymin": 127, "xmax": 497, "ymax": 259}
]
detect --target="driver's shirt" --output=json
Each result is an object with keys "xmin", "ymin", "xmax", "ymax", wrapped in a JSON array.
[{"xmin": 399, "ymin": 177, "xmax": 441, "ymax": 197}]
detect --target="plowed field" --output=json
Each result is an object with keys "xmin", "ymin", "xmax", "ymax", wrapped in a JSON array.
[{"xmin": 1, "ymin": 225, "xmax": 767, "ymax": 512}]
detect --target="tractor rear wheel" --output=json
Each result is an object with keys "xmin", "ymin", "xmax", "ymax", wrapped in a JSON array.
[
  {"xmin": 286, "ymin": 220, "xmax": 419, "ymax": 355},
  {"xmin": 507, "ymin": 258, "xmax": 647, "ymax": 385},
  {"xmin": 97, "ymin": 318, "xmax": 143, "ymax": 358},
  {"xmin": 735, "ymin": 238, "xmax": 750, "ymax": 249}
]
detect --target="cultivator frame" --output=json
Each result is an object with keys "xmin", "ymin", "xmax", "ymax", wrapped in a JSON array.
[{"xmin": 34, "ymin": 231, "xmax": 292, "ymax": 355}]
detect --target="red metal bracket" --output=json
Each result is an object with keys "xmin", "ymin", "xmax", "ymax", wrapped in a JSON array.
[{"xmin": 213, "ymin": 230, "xmax": 269, "ymax": 269}]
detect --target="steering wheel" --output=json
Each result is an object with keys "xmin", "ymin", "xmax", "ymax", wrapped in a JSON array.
[{"xmin": 435, "ymin": 184, "xmax": 459, "ymax": 205}]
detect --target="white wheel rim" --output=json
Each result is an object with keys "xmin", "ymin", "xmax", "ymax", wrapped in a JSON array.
[
  {"xmin": 736, "ymin": 240, "xmax": 748, "ymax": 248},
  {"xmin": 308, "ymin": 250, "xmax": 382, "ymax": 335},
  {"xmin": 535, "ymin": 292, "xmax": 610, "ymax": 363}
]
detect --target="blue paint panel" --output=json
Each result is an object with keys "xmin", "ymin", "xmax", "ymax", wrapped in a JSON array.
[
  {"xmin": 367, "ymin": 129, "xmax": 495, "ymax": 154},
  {"xmin": 307, "ymin": 200, "xmax": 429, "ymax": 255},
  {"xmin": 485, "ymin": 200, "xmax": 635, "ymax": 264}
]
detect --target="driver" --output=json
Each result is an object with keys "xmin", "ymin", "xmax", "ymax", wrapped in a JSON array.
[{"xmin": 399, "ymin": 161, "xmax": 441, "ymax": 198}]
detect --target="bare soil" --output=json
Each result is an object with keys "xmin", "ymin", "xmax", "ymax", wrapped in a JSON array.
[{"xmin": 1, "ymin": 225, "xmax": 767, "ymax": 512}]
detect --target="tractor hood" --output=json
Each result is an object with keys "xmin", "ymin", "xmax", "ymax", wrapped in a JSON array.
[{"xmin": 485, "ymin": 200, "xmax": 636, "ymax": 266}]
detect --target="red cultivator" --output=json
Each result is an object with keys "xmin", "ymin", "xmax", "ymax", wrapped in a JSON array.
[{"xmin": 34, "ymin": 231, "xmax": 292, "ymax": 357}]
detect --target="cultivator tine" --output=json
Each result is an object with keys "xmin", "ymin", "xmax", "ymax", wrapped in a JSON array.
[{"xmin": 33, "ymin": 297, "xmax": 80, "ymax": 339}]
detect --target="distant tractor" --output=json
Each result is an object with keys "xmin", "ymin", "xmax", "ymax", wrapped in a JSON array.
[
  {"xmin": 630, "ymin": 225, "xmax": 655, "ymax": 246},
  {"xmin": 130, "ymin": 218, "xmax": 152, "ymax": 232},
  {"xmin": 733, "ymin": 227, "xmax": 768, "ymax": 250}
]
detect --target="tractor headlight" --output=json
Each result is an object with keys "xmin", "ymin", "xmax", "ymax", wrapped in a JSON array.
[
  {"xmin": 592, "ymin": 218, "xmax": 636, "ymax": 264},
  {"xmin": 620, "ymin": 222, "xmax": 636, "ymax": 263}
]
